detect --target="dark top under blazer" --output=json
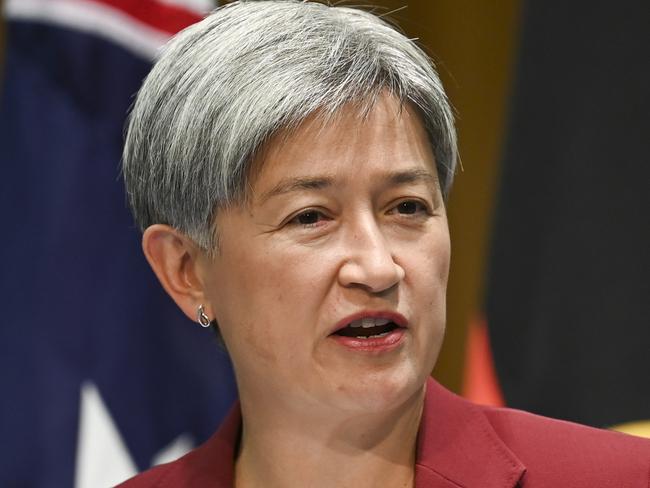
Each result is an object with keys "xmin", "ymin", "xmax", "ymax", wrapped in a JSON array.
[{"xmin": 119, "ymin": 378, "xmax": 650, "ymax": 487}]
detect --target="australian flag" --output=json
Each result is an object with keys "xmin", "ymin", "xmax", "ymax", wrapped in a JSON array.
[{"xmin": 0, "ymin": 1, "xmax": 237, "ymax": 486}]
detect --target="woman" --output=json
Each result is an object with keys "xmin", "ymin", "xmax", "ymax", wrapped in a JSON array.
[{"xmin": 120, "ymin": 2, "xmax": 650, "ymax": 487}]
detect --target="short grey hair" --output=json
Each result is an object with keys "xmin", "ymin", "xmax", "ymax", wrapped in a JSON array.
[{"xmin": 123, "ymin": 0, "xmax": 457, "ymax": 251}]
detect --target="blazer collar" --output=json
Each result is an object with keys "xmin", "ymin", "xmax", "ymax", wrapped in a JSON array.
[
  {"xmin": 183, "ymin": 402, "xmax": 240, "ymax": 487},
  {"xmin": 197, "ymin": 379, "xmax": 526, "ymax": 488},
  {"xmin": 415, "ymin": 378, "xmax": 526, "ymax": 488}
]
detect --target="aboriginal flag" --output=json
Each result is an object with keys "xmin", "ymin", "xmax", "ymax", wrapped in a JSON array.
[
  {"xmin": 479, "ymin": 0, "xmax": 650, "ymax": 430},
  {"xmin": 0, "ymin": 1, "xmax": 237, "ymax": 486}
]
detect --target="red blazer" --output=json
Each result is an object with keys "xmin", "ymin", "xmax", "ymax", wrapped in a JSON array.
[{"xmin": 119, "ymin": 378, "xmax": 650, "ymax": 487}]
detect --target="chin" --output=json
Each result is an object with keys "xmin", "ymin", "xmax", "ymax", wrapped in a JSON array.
[{"xmin": 327, "ymin": 362, "xmax": 429, "ymax": 414}]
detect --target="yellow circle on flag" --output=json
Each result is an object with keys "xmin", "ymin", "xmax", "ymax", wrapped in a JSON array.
[{"xmin": 610, "ymin": 420, "xmax": 650, "ymax": 439}]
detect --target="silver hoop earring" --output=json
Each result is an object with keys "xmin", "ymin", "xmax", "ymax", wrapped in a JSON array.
[{"xmin": 197, "ymin": 304, "xmax": 212, "ymax": 328}]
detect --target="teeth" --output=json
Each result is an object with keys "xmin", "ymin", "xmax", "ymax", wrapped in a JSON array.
[
  {"xmin": 355, "ymin": 332, "xmax": 390, "ymax": 339},
  {"xmin": 349, "ymin": 317, "xmax": 391, "ymax": 328},
  {"xmin": 370, "ymin": 332, "xmax": 390, "ymax": 338}
]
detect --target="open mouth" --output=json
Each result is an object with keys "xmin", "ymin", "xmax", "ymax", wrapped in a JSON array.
[{"xmin": 333, "ymin": 318, "xmax": 400, "ymax": 339}]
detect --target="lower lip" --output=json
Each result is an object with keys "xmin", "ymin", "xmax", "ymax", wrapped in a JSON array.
[{"xmin": 329, "ymin": 328, "xmax": 406, "ymax": 353}]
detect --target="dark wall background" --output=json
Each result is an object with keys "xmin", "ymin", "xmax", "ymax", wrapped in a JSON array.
[{"xmin": 485, "ymin": 0, "xmax": 650, "ymax": 428}]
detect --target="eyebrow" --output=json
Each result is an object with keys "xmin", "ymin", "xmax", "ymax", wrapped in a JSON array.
[
  {"xmin": 258, "ymin": 168, "xmax": 438, "ymax": 204},
  {"xmin": 387, "ymin": 168, "xmax": 438, "ymax": 187},
  {"xmin": 258, "ymin": 175, "xmax": 336, "ymax": 204}
]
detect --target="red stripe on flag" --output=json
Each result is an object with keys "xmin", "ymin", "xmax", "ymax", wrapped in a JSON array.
[
  {"xmin": 87, "ymin": 0, "xmax": 204, "ymax": 34},
  {"xmin": 462, "ymin": 316, "xmax": 505, "ymax": 407}
]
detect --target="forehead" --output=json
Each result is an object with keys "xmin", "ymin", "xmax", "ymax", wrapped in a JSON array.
[{"xmin": 248, "ymin": 95, "xmax": 438, "ymax": 197}]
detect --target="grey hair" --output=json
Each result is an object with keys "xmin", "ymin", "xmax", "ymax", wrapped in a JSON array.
[{"xmin": 123, "ymin": 0, "xmax": 457, "ymax": 251}]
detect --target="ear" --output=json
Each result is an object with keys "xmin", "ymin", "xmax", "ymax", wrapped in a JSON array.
[{"xmin": 141, "ymin": 224, "xmax": 209, "ymax": 324}]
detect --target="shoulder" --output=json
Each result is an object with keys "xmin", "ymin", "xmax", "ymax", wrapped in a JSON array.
[
  {"xmin": 117, "ymin": 403, "xmax": 241, "ymax": 487},
  {"xmin": 118, "ymin": 464, "xmax": 171, "ymax": 486},
  {"xmin": 420, "ymin": 378, "xmax": 650, "ymax": 487},
  {"xmin": 116, "ymin": 451, "xmax": 203, "ymax": 488},
  {"xmin": 480, "ymin": 404, "xmax": 650, "ymax": 486},
  {"xmin": 117, "ymin": 460, "xmax": 179, "ymax": 487}
]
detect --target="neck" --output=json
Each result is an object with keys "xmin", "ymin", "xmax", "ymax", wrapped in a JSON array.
[{"xmin": 234, "ymin": 386, "xmax": 425, "ymax": 488}]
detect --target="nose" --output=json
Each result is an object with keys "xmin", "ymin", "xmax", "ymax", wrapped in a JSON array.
[{"xmin": 337, "ymin": 217, "xmax": 405, "ymax": 293}]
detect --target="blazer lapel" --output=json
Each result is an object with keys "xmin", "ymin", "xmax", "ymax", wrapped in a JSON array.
[{"xmin": 415, "ymin": 379, "xmax": 526, "ymax": 488}]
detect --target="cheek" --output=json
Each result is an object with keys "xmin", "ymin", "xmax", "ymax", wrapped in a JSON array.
[
  {"xmin": 430, "ymin": 226, "xmax": 451, "ymax": 288},
  {"xmin": 406, "ymin": 229, "xmax": 451, "ymax": 290},
  {"xmin": 403, "ymin": 230, "xmax": 450, "ymax": 347},
  {"xmin": 257, "ymin": 247, "xmax": 328, "ymax": 310},
  {"xmin": 213, "ymin": 243, "xmax": 333, "ymax": 365}
]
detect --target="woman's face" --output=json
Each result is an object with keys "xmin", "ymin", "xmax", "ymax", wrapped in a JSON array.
[{"xmin": 200, "ymin": 95, "xmax": 450, "ymax": 414}]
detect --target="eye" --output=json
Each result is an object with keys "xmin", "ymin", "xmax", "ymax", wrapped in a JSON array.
[
  {"xmin": 290, "ymin": 209, "xmax": 328, "ymax": 227},
  {"xmin": 392, "ymin": 200, "xmax": 430, "ymax": 215}
]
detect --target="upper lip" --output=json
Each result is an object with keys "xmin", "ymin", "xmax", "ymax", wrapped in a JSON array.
[{"xmin": 330, "ymin": 310, "xmax": 408, "ymax": 335}]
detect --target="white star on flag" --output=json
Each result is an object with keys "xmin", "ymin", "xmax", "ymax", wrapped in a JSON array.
[{"xmin": 74, "ymin": 382, "xmax": 193, "ymax": 487}]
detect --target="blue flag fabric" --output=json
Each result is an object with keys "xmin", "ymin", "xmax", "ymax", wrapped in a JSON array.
[{"xmin": 0, "ymin": 5, "xmax": 236, "ymax": 487}]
